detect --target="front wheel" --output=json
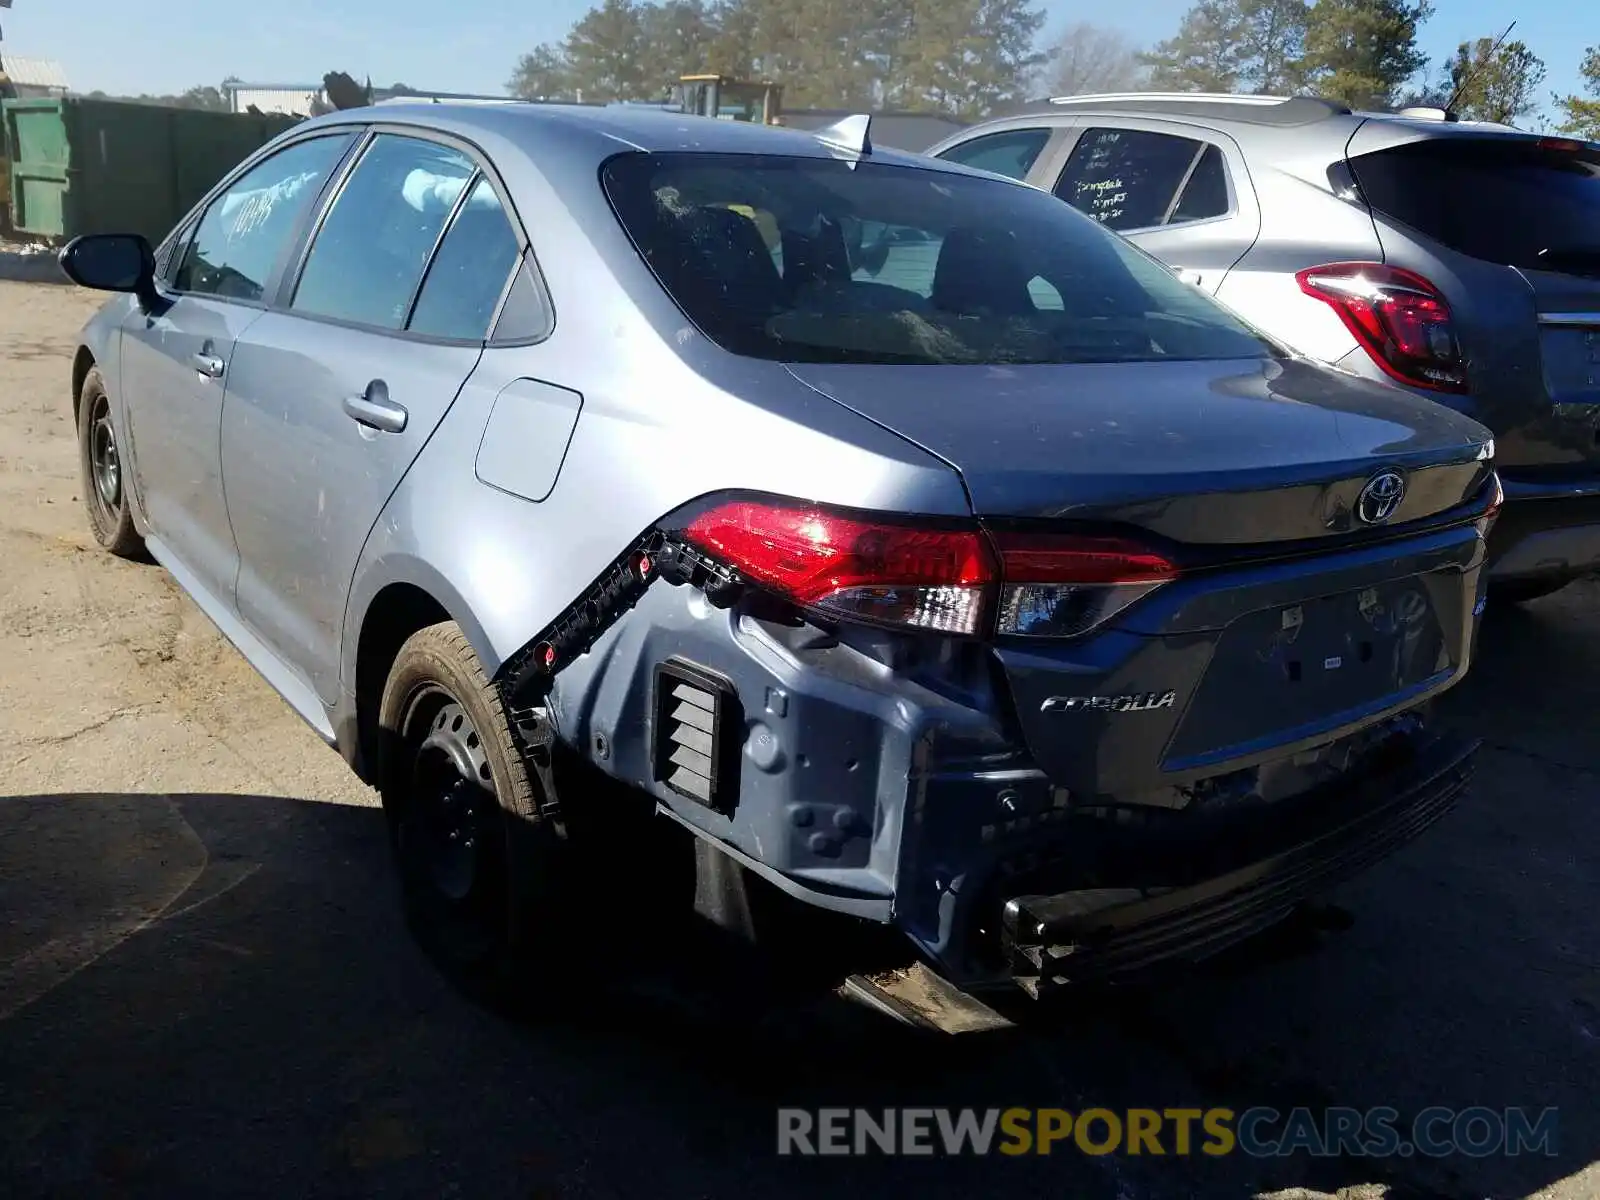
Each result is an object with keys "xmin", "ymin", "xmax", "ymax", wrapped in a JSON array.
[
  {"xmin": 76, "ymin": 368, "xmax": 145, "ymax": 559},
  {"xmin": 377, "ymin": 622, "xmax": 567, "ymax": 995}
]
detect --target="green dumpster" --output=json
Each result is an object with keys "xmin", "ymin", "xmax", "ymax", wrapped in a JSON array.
[{"xmin": 2, "ymin": 97, "xmax": 299, "ymax": 245}]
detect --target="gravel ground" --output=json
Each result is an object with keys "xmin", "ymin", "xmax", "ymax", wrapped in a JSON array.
[{"xmin": 1, "ymin": 280, "xmax": 1596, "ymax": 1200}]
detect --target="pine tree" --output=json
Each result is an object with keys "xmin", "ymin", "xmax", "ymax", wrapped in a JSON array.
[
  {"xmin": 1297, "ymin": 0, "xmax": 1432, "ymax": 110},
  {"xmin": 1140, "ymin": 1, "xmax": 1249, "ymax": 93},
  {"xmin": 506, "ymin": 0, "xmax": 1047, "ymax": 119},
  {"xmin": 1442, "ymin": 37, "xmax": 1545, "ymax": 126},
  {"xmin": 1555, "ymin": 46, "xmax": 1600, "ymax": 139},
  {"xmin": 700, "ymin": 0, "xmax": 758, "ymax": 78},
  {"xmin": 638, "ymin": 0, "xmax": 720, "ymax": 100},
  {"xmin": 895, "ymin": 0, "xmax": 1045, "ymax": 117},
  {"xmin": 506, "ymin": 45, "xmax": 574, "ymax": 100},
  {"xmin": 561, "ymin": 0, "xmax": 651, "ymax": 102},
  {"xmin": 756, "ymin": 0, "xmax": 886, "ymax": 108},
  {"xmin": 1140, "ymin": 0, "xmax": 1307, "ymax": 95},
  {"xmin": 1238, "ymin": 0, "xmax": 1308, "ymax": 94}
]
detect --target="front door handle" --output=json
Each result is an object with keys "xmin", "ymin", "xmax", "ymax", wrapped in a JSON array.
[
  {"xmin": 342, "ymin": 382, "xmax": 407, "ymax": 434},
  {"xmin": 191, "ymin": 351, "xmax": 225, "ymax": 378}
]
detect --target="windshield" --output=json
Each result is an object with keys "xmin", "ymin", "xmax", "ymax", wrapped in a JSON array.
[
  {"xmin": 601, "ymin": 152, "xmax": 1276, "ymax": 366},
  {"xmin": 1350, "ymin": 138, "xmax": 1600, "ymax": 274}
]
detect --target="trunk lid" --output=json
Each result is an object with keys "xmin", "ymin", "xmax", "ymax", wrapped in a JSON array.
[
  {"xmin": 790, "ymin": 354, "xmax": 1491, "ymax": 794},
  {"xmin": 786, "ymin": 356, "xmax": 1491, "ymax": 541}
]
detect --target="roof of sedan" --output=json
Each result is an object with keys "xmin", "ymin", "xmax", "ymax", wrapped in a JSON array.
[{"xmin": 309, "ymin": 100, "xmax": 958, "ymax": 171}]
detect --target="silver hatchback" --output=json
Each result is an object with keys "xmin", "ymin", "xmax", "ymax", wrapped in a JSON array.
[{"xmin": 931, "ymin": 94, "xmax": 1600, "ymax": 603}]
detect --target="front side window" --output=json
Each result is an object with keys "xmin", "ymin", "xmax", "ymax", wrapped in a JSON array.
[
  {"xmin": 937, "ymin": 128, "xmax": 1052, "ymax": 181},
  {"xmin": 601, "ymin": 152, "xmax": 1272, "ymax": 367},
  {"xmin": 1053, "ymin": 128, "xmax": 1227, "ymax": 231},
  {"xmin": 173, "ymin": 135, "xmax": 351, "ymax": 302},
  {"xmin": 292, "ymin": 134, "xmax": 477, "ymax": 330}
]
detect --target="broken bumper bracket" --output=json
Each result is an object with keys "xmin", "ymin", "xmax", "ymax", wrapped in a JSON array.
[{"xmin": 1002, "ymin": 733, "xmax": 1480, "ymax": 999}]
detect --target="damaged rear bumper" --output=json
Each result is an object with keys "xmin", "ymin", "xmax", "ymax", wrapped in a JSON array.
[
  {"xmin": 998, "ymin": 731, "xmax": 1478, "ymax": 998},
  {"xmin": 502, "ymin": 521, "xmax": 1485, "ymax": 1001}
]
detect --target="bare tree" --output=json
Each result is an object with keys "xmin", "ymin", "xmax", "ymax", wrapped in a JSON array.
[{"xmin": 1046, "ymin": 22, "xmax": 1147, "ymax": 97}]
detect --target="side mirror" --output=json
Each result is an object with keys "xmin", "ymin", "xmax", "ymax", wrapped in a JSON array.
[{"xmin": 58, "ymin": 234, "xmax": 158, "ymax": 308}]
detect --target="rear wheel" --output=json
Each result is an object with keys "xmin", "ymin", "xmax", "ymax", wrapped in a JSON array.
[
  {"xmin": 76, "ymin": 368, "xmax": 145, "ymax": 559},
  {"xmin": 1489, "ymin": 577, "xmax": 1572, "ymax": 605},
  {"xmin": 377, "ymin": 622, "xmax": 566, "ymax": 996}
]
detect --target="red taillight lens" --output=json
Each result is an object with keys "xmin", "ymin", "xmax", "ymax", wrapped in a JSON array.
[
  {"xmin": 1296, "ymin": 262, "xmax": 1467, "ymax": 394},
  {"xmin": 994, "ymin": 533, "xmax": 1179, "ymax": 585},
  {"xmin": 680, "ymin": 500, "xmax": 1179, "ymax": 638},
  {"xmin": 683, "ymin": 500, "xmax": 997, "ymax": 634},
  {"xmin": 992, "ymin": 532, "xmax": 1180, "ymax": 638}
]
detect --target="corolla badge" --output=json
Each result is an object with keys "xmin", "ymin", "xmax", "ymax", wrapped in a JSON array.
[
  {"xmin": 1355, "ymin": 470, "xmax": 1406, "ymax": 525},
  {"xmin": 1040, "ymin": 691, "xmax": 1177, "ymax": 714}
]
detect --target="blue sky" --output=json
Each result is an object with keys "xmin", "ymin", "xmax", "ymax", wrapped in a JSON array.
[{"xmin": 2, "ymin": 0, "xmax": 1591, "ymax": 117}]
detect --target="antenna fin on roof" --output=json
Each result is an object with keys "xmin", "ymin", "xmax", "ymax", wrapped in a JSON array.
[{"xmin": 814, "ymin": 113, "xmax": 872, "ymax": 164}]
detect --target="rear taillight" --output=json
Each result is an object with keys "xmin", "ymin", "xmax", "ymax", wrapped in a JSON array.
[
  {"xmin": 683, "ymin": 500, "xmax": 996, "ymax": 635},
  {"xmin": 992, "ymin": 532, "xmax": 1179, "ymax": 638},
  {"xmin": 1296, "ymin": 262, "xmax": 1467, "ymax": 394},
  {"xmin": 679, "ymin": 499, "xmax": 1179, "ymax": 639}
]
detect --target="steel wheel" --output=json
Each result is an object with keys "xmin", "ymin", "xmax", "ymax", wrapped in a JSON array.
[
  {"xmin": 88, "ymin": 392, "xmax": 122, "ymax": 515},
  {"xmin": 378, "ymin": 621, "xmax": 571, "ymax": 995},
  {"xmin": 76, "ymin": 367, "xmax": 145, "ymax": 559},
  {"xmin": 397, "ymin": 687, "xmax": 506, "ymax": 927}
]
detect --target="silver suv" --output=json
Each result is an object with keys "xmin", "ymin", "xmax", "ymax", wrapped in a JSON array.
[{"xmin": 930, "ymin": 94, "xmax": 1600, "ymax": 603}]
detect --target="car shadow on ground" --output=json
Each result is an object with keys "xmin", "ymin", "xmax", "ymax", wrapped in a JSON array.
[{"xmin": 1, "ymin": 612, "xmax": 1596, "ymax": 1200}]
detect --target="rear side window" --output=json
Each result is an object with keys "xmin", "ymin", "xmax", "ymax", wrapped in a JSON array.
[
  {"xmin": 491, "ymin": 257, "xmax": 555, "ymax": 343},
  {"xmin": 937, "ymin": 128, "xmax": 1051, "ymax": 181},
  {"xmin": 1350, "ymin": 139, "xmax": 1600, "ymax": 273},
  {"xmin": 1054, "ymin": 128, "xmax": 1229, "ymax": 231},
  {"xmin": 407, "ymin": 177, "xmax": 521, "ymax": 341},
  {"xmin": 292, "ymin": 135, "xmax": 477, "ymax": 330},
  {"xmin": 1170, "ymin": 144, "xmax": 1229, "ymax": 223},
  {"xmin": 601, "ymin": 151, "xmax": 1271, "ymax": 367},
  {"xmin": 173, "ymin": 135, "xmax": 351, "ymax": 302}
]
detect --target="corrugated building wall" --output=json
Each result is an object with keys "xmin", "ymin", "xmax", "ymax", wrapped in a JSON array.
[{"xmin": 225, "ymin": 84, "xmax": 322, "ymax": 116}]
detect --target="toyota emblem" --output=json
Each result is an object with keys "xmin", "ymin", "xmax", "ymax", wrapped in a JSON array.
[{"xmin": 1356, "ymin": 470, "xmax": 1406, "ymax": 525}]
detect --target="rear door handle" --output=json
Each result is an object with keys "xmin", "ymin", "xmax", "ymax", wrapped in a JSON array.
[
  {"xmin": 342, "ymin": 382, "xmax": 407, "ymax": 434},
  {"xmin": 191, "ymin": 351, "xmax": 225, "ymax": 378},
  {"xmin": 1174, "ymin": 267, "xmax": 1204, "ymax": 287}
]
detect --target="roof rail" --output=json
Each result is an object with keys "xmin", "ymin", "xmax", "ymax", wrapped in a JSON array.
[
  {"xmin": 1048, "ymin": 91, "xmax": 1287, "ymax": 106},
  {"xmin": 1042, "ymin": 93, "xmax": 1351, "ymax": 127}
]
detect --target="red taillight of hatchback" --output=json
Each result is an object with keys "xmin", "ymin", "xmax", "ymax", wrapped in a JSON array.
[
  {"xmin": 1296, "ymin": 262, "xmax": 1468, "ymax": 394},
  {"xmin": 681, "ymin": 499, "xmax": 1179, "ymax": 638}
]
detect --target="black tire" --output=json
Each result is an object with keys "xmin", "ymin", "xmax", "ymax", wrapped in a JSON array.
[
  {"xmin": 377, "ymin": 621, "xmax": 568, "ymax": 998},
  {"xmin": 1489, "ymin": 577, "xmax": 1572, "ymax": 605},
  {"xmin": 76, "ymin": 367, "xmax": 145, "ymax": 559}
]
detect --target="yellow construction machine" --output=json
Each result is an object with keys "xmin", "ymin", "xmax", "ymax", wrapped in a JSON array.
[{"xmin": 673, "ymin": 74, "xmax": 783, "ymax": 125}]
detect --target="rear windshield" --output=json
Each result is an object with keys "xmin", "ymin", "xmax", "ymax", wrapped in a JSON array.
[
  {"xmin": 600, "ymin": 152, "xmax": 1274, "ymax": 366},
  {"xmin": 1350, "ymin": 138, "xmax": 1600, "ymax": 274}
]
